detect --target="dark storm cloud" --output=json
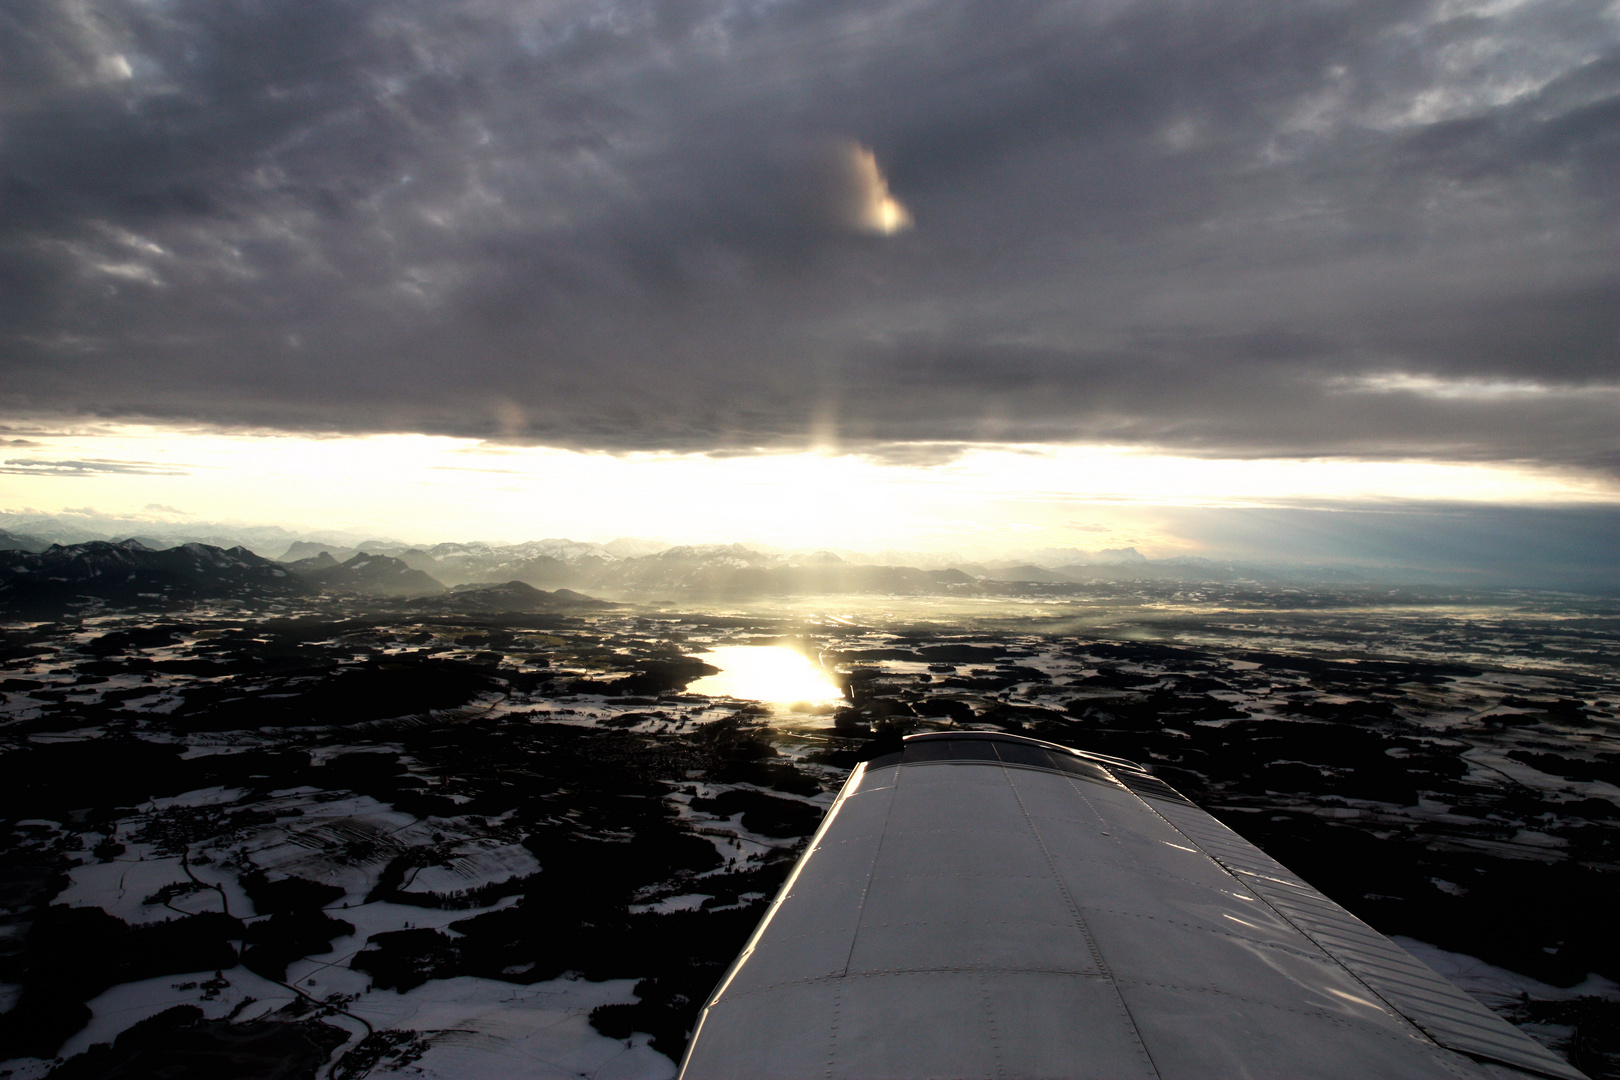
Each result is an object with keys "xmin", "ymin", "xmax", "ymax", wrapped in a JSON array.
[{"xmin": 1, "ymin": 0, "xmax": 1615, "ymax": 464}]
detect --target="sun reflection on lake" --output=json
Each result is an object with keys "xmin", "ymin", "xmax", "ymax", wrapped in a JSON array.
[{"xmin": 686, "ymin": 646, "xmax": 845, "ymax": 707}]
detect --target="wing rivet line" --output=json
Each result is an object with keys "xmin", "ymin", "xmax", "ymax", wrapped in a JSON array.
[{"xmin": 1005, "ymin": 766, "xmax": 1162, "ymax": 1079}]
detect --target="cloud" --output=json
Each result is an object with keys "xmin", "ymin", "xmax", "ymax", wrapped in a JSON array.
[
  {"xmin": 849, "ymin": 441, "xmax": 974, "ymax": 467},
  {"xmin": 0, "ymin": 0, "xmax": 1613, "ymax": 471},
  {"xmin": 0, "ymin": 458, "xmax": 190, "ymax": 476}
]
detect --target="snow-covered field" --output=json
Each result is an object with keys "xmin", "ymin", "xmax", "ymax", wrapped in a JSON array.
[{"xmin": 2, "ymin": 594, "xmax": 1617, "ymax": 1077}]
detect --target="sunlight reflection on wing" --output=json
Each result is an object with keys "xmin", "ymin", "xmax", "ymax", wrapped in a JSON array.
[{"xmin": 686, "ymin": 646, "xmax": 844, "ymax": 707}]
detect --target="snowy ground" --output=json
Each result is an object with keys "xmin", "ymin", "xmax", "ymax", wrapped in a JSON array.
[{"xmin": 1, "ymin": 590, "xmax": 1616, "ymax": 1077}]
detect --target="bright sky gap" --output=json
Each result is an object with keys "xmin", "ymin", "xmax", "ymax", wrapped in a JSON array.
[{"xmin": 3, "ymin": 424, "xmax": 1617, "ymax": 554}]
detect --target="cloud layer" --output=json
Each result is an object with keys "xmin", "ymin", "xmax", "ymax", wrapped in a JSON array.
[{"xmin": 2, "ymin": 0, "xmax": 1616, "ymax": 466}]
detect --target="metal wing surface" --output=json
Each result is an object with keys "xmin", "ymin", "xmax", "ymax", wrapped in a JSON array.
[{"xmin": 678, "ymin": 731, "xmax": 1587, "ymax": 1080}]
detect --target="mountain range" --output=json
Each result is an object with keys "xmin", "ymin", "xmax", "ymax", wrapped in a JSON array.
[
  {"xmin": 0, "ymin": 531, "xmax": 1515, "ymax": 619},
  {"xmin": 288, "ymin": 538, "xmax": 1469, "ymax": 593},
  {"xmin": 0, "ymin": 541, "xmax": 304, "ymax": 616},
  {"xmin": 0, "ymin": 542, "xmax": 607, "ymax": 618},
  {"xmin": 0, "ymin": 514, "xmax": 1515, "ymax": 591}
]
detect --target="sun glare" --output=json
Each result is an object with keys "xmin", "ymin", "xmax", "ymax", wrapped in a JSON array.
[
  {"xmin": 685, "ymin": 646, "xmax": 845, "ymax": 707},
  {"xmin": 846, "ymin": 143, "xmax": 912, "ymax": 235}
]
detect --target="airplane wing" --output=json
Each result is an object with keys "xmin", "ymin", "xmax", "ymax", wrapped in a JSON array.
[{"xmin": 678, "ymin": 731, "xmax": 1587, "ymax": 1080}]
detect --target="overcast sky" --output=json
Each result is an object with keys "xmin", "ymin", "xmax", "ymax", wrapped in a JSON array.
[
  {"xmin": 2, "ymin": 0, "xmax": 1617, "ymax": 569},
  {"xmin": 5, "ymin": 0, "xmax": 1615, "ymax": 456}
]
